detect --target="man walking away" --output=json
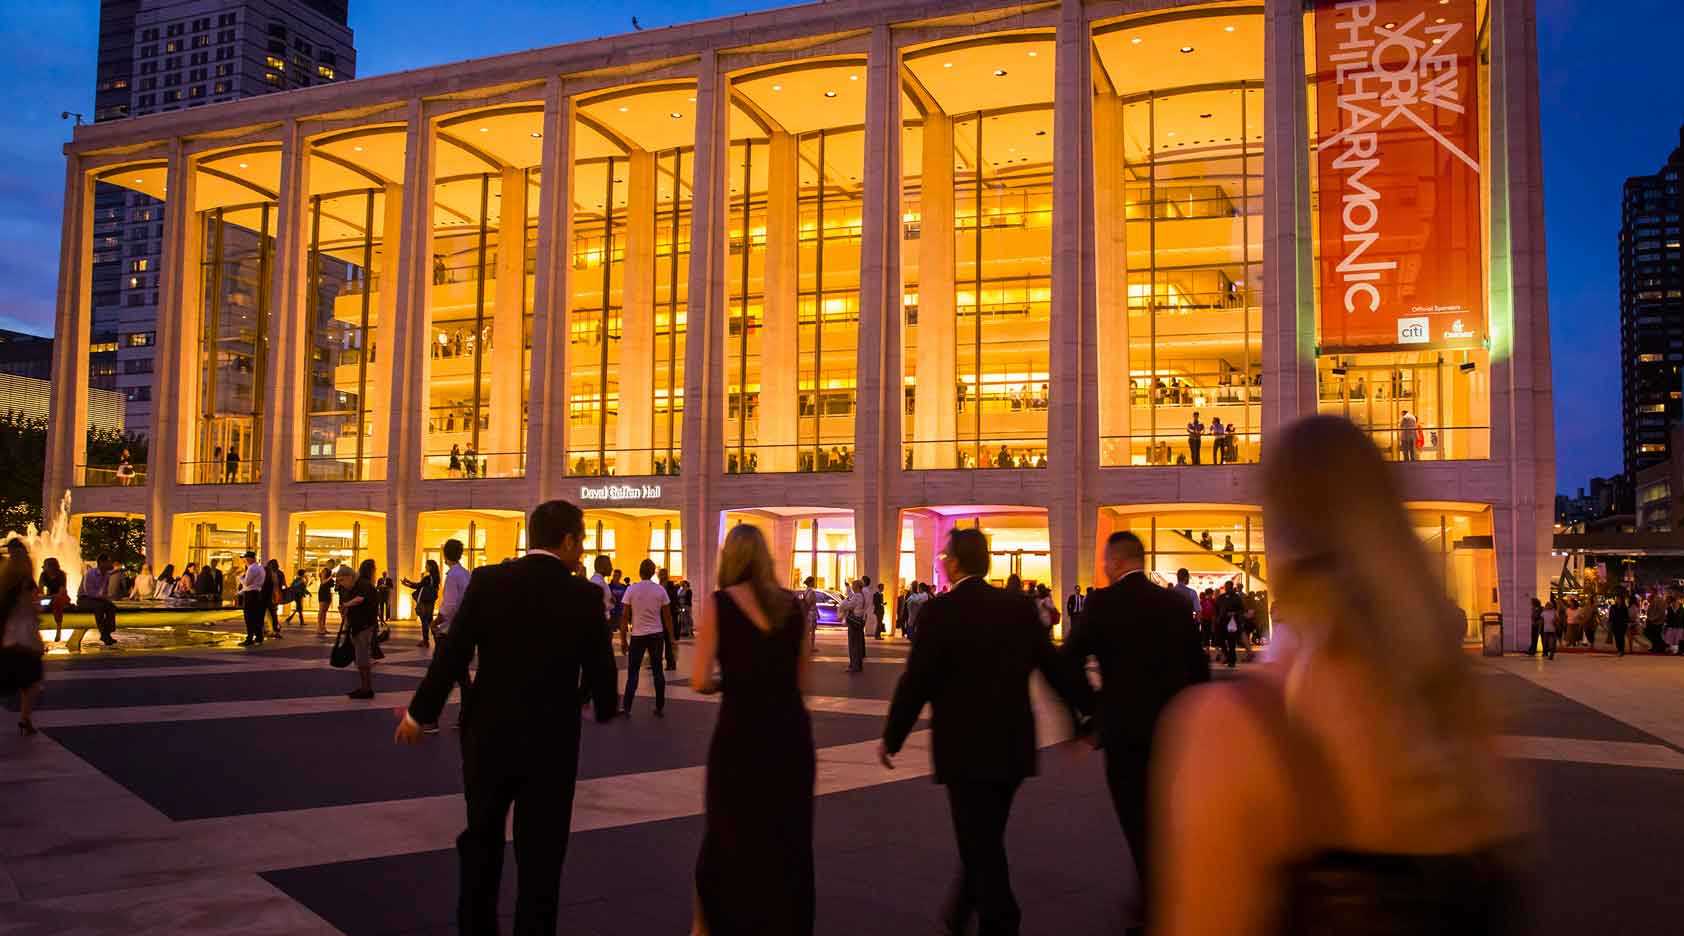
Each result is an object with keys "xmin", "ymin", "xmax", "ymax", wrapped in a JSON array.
[
  {"xmin": 1215, "ymin": 581, "xmax": 1246, "ymax": 668},
  {"xmin": 237, "ymin": 551, "xmax": 267, "ymax": 647},
  {"xmin": 1065, "ymin": 531, "xmax": 1209, "ymax": 936},
  {"xmin": 880, "ymin": 528, "xmax": 1094, "ymax": 936},
  {"xmin": 1609, "ymin": 593, "xmax": 1631, "ymax": 657},
  {"xmin": 621, "ymin": 559, "xmax": 672, "ymax": 717},
  {"xmin": 396, "ymin": 500, "xmax": 619, "ymax": 935}
]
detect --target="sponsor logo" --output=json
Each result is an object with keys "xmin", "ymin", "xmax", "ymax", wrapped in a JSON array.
[
  {"xmin": 1397, "ymin": 317, "xmax": 1430, "ymax": 344},
  {"xmin": 1442, "ymin": 319, "xmax": 1475, "ymax": 341}
]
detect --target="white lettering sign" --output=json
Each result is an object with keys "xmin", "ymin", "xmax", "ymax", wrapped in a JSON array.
[{"xmin": 578, "ymin": 483, "xmax": 662, "ymax": 502}]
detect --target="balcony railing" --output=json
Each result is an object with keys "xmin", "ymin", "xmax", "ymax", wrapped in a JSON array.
[
  {"xmin": 421, "ymin": 450, "xmax": 525, "ymax": 480},
  {"xmin": 295, "ymin": 455, "xmax": 387, "ymax": 483},
  {"xmin": 566, "ymin": 447, "xmax": 682, "ymax": 478},
  {"xmin": 1101, "ymin": 432, "xmax": 1261, "ymax": 467},
  {"xmin": 181, "ymin": 459, "xmax": 261, "ymax": 485},
  {"xmin": 902, "ymin": 437, "xmax": 1050, "ymax": 470},
  {"xmin": 76, "ymin": 463, "xmax": 147, "ymax": 487}
]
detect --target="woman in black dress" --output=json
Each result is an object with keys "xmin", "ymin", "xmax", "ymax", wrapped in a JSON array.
[{"xmin": 690, "ymin": 524, "xmax": 814, "ymax": 936}]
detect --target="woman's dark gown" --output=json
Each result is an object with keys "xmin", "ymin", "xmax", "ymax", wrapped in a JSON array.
[{"xmin": 695, "ymin": 590, "xmax": 815, "ymax": 935}]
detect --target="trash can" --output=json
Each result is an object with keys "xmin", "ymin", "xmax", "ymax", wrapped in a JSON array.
[{"xmin": 1480, "ymin": 612, "xmax": 1504, "ymax": 657}]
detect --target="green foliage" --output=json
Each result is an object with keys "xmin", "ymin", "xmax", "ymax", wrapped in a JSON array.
[
  {"xmin": 80, "ymin": 516, "xmax": 147, "ymax": 571},
  {"xmin": 0, "ymin": 414, "xmax": 46, "ymax": 534}
]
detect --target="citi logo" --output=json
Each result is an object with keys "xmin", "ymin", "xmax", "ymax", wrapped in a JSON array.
[{"xmin": 1397, "ymin": 317, "xmax": 1430, "ymax": 344}]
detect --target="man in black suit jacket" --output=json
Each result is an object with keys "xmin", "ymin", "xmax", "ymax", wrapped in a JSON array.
[
  {"xmin": 1066, "ymin": 530, "xmax": 1209, "ymax": 934},
  {"xmin": 396, "ymin": 499, "xmax": 619, "ymax": 935},
  {"xmin": 880, "ymin": 528, "xmax": 1093, "ymax": 936}
]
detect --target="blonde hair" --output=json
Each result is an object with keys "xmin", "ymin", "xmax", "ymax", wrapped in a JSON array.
[
  {"xmin": 717, "ymin": 524, "xmax": 792, "ymax": 626},
  {"xmin": 1264, "ymin": 416, "xmax": 1503, "ymax": 826}
]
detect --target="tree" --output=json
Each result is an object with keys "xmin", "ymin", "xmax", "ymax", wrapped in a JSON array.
[{"xmin": 0, "ymin": 414, "xmax": 46, "ymax": 534}]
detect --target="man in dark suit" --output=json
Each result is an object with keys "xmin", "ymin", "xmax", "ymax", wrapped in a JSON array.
[
  {"xmin": 880, "ymin": 528, "xmax": 1093, "ymax": 936},
  {"xmin": 396, "ymin": 499, "xmax": 619, "ymax": 935},
  {"xmin": 1066, "ymin": 530, "xmax": 1209, "ymax": 935}
]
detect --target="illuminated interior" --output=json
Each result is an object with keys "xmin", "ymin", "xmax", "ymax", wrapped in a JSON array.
[
  {"xmin": 581, "ymin": 508, "xmax": 685, "ymax": 579},
  {"xmin": 902, "ymin": 33, "xmax": 1056, "ymax": 470},
  {"xmin": 1094, "ymin": 4, "xmax": 1265, "ymax": 467},
  {"xmin": 415, "ymin": 509, "xmax": 525, "ymax": 572},
  {"xmin": 723, "ymin": 60, "xmax": 867, "ymax": 474},
  {"xmin": 299, "ymin": 125, "xmax": 407, "ymax": 481},
  {"xmin": 422, "ymin": 106, "xmax": 542, "ymax": 480},
  {"xmin": 1305, "ymin": 0, "xmax": 1494, "ymax": 461},
  {"xmin": 567, "ymin": 83, "xmax": 695, "ymax": 478},
  {"xmin": 896, "ymin": 506, "xmax": 1051, "ymax": 590},
  {"xmin": 169, "ymin": 511, "xmax": 261, "ymax": 570},
  {"xmin": 1101, "ymin": 506, "xmax": 1268, "ymax": 593},
  {"xmin": 287, "ymin": 511, "xmax": 385, "ymax": 595}
]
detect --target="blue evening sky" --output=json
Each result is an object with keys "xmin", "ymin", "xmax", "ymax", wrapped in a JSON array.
[{"xmin": 0, "ymin": 0, "xmax": 1678, "ymax": 493}]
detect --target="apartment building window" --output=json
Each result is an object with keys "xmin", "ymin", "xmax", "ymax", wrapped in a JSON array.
[
  {"xmin": 219, "ymin": 12, "xmax": 235, "ymax": 26},
  {"xmin": 317, "ymin": 64, "xmax": 335, "ymax": 79},
  {"xmin": 269, "ymin": 23, "xmax": 287, "ymax": 37},
  {"xmin": 218, "ymin": 29, "xmax": 235, "ymax": 43},
  {"xmin": 124, "ymin": 387, "xmax": 152, "ymax": 403},
  {"xmin": 140, "ymin": 44, "xmax": 157, "ymax": 58},
  {"xmin": 216, "ymin": 47, "xmax": 232, "ymax": 61},
  {"xmin": 142, "ymin": 28, "xmax": 158, "ymax": 41},
  {"xmin": 164, "ymin": 73, "xmax": 180, "ymax": 86},
  {"xmin": 213, "ymin": 81, "xmax": 229, "ymax": 94},
  {"xmin": 189, "ymin": 85, "xmax": 205, "ymax": 98},
  {"xmin": 192, "ymin": 35, "xmax": 209, "ymax": 48},
  {"xmin": 319, "ymin": 50, "xmax": 336, "ymax": 65},
  {"xmin": 139, "ymin": 77, "xmax": 156, "ymax": 91},
  {"xmin": 264, "ymin": 72, "xmax": 279, "ymax": 85},
  {"xmin": 126, "ymin": 332, "xmax": 155, "ymax": 348},
  {"xmin": 129, "ymin": 258, "xmax": 150, "ymax": 273},
  {"xmin": 123, "ymin": 359, "xmax": 153, "ymax": 375},
  {"xmin": 268, "ymin": 39, "xmax": 285, "ymax": 53},
  {"xmin": 139, "ymin": 61, "xmax": 156, "ymax": 75},
  {"xmin": 137, "ymin": 94, "xmax": 156, "ymax": 108},
  {"xmin": 265, "ymin": 55, "xmax": 285, "ymax": 71},
  {"xmin": 165, "ymin": 40, "xmax": 179, "ymax": 53},
  {"xmin": 294, "ymin": 39, "xmax": 312, "ymax": 55}
]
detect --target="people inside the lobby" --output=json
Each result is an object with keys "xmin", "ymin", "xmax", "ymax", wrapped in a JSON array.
[
  {"xmin": 448, "ymin": 444, "xmax": 462, "ymax": 478},
  {"xmin": 37, "ymin": 556, "xmax": 68, "ymax": 640},
  {"xmin": 1151, "ymin": 416, "xmax": 1526, "ymax": 936},
  {"xmin": 1199, "ymin": 531, "xmax": 1214, "ymax": 552},
  {"xmin": 78, "ymin": 553, "xmax": 120, "ymax": 647},
  {"xmin": 224, "ymin": 446, "xmax": 240, "ymax": 483},
  {"xmin": 1186, "ymin": 412, "xmax": 1204, "ymax": 465},
  {"xmin": 1210, "ymin": 417, "xmax": 1228, "ymax": 465},
  {"xmin": 116, "ymin": 450, "xmax": 136, "ymax": 486},
  {"xmin": 1400, "ymin": 409, "xmax": 1420, "ymax": 462},
  {"xmin": 171, "ymin": 562, "xmax": 195, "ymax": 599},
  {"xmin": 1, "ymin": 539, "xmax": 46, "ymax": 737}
]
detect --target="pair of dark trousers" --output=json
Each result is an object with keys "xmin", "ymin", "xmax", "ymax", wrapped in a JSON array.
[
  {"xmin": 943, "ymin": 780, "xmax": 1023, "ymax": 936},
  {"xmin": 1188, "ymin": 437, "xmax": 1201, "ymax": 464},
  {"xmin": 456, "ymin": 738, "xmax": 577, "ymax": 935},
  {"xmin": 241, "ymin": 592, "xmax": 265, "ymax": 642},
  {"xmin": 81, "ymin": 596, "xmax": 117, "ymax": 641},
  {"xmin": 1528, "ymin": 620, "xmax": 1541, "ymax": 654},
  {"xmin": 1612, "ymin": 624, "xmax": 1628, "ymax": 655},
  {"xmin": 623, "ymin": 633, "xmax": 666, "ymax": 712},
  {"xmin": 663, "ymin": 627, "xmax": 679, "ymax": 670},
  {"xmin": 1221, "ymin": 630, "xmax": 1239, "ymax": 666},
  {"xmin": 1106, "ymin": 749, "xmax": 1153, "ymax": 930},
  {"xmin": 847, "ymin": 618, "xmax": 866, "ymax": 671}
]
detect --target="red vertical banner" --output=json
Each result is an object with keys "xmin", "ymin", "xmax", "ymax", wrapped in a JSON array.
[{"xmin": 1314, "ymin": 0, "xmax": 1484, "ymax": 352}]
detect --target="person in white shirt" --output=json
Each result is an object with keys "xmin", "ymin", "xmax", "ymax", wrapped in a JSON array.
[
  {"xmin": 841, "ymin": 580, "xmax": 868, "ymax": 672},
  {"xmin": 237, "ymin": 551, "xmax": 268, "ymax": 646},
  {"xmin": 589, "ymin": 554, "xmax": 615, "ymax": 628},
  {"xmin": 620, "ymin": 559, "xmax": 672, "ymax": 716},
  {"xmin": 421, "ymin": 538, "xmax": 473, "ymax": 734}
]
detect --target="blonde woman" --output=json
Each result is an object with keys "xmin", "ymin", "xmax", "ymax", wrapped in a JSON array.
[
  {"xmin": 690, "ymin": 524, "xmax": 813, "ymax": 936},
  {"xmin": 1151, "ymin": 416, "xmax": 1526, "ymax": 935}
]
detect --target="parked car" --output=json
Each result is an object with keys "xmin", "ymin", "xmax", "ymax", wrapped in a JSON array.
[{"xmin": 814, "ymin": 589, "xmax": 844, "ymax": 626}]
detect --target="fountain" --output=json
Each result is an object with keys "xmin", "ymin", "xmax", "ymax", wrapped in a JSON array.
[{"xmin": 3, "ymin": 490, "xmax": 83, "ymax": 599}]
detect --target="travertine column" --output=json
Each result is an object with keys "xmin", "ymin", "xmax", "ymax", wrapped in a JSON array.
[
  {"xmin": 487, "ymin": 165, "xmax": 528, "ymax": 476},
  {"xmin": 147, "ymin": 142, "xmax": 200, "ymax": 564},
  {"xmin": 1093, "ymin": 90, "xmax": 1129, "ymax": 466},
  {"xmin": 913, "ymin": 112, "xmax": 957, "ymax": 469},
  {"xmin": 772, "ymin": 516, "xmax": 797, "ymax": 587},
  {"xmin": 44, "ymin": 156, "xmax": 91, "ymax": 527},
  {"xmin": 384, "ymin": 100, "xmax": 433, "ymax": 585},
  {"xmin": 758, "ymin": 131, "xmax": 801, "ymax": 472},
  {"xmin": 683, "ymin": 53, "xmax": 729, "ymax": 595},
  {"xmin": 617, "ymin": 148, "xmax": 658, "ymax": 476},
  {"xmin": 1048, "ymin": 0, "xmax": 1093, "ymax": 602},
  {"xmin": 1263, "ymin": 0, "xmax": 1317, "ymax": 433},
  {"xmin": 367, "ymin": 182, "xmax": 404, "ymax": 482},
  {"xmin": 855, "ymin": 24, "xmax": 903, "ymax": 596},
  {"xmin": 264, "ymin": 120, "xmax": 308, "ymax": 560},
  {"xmin": 528, "ymin": 79, "xmax": 573, "ymax": 502},
  {"xmin": 910, "ymin": 511, "xmax": 937, "ymax": 585}
]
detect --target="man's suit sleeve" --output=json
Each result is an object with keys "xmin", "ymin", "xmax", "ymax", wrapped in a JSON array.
[
  {"xmin": 883, "ymin": 605, "xmax": 941, "ymax": 754},
  {"xmin": 578, "ymin": 584, "xmax": 619, "ymax": 721},
  {"xmin": 1033, "ymin": 609, "xmax": 1094, "ymax": 720},
  {"xmin": 409, "ymin": 567, "xmax": 488, "ymax": 724},
  {"xmin": 1064, "ymin": 590, "xmax": 1098, "ymax": 663}
]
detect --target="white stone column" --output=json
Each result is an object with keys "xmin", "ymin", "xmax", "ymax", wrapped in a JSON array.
[
  {"xmin": 683, "ymin": 52, "xmax": 729, "ymax": 595},
  {"xmin": 758, "ymin": 131, "xmax": 801, "ymax": 473},
  {"xmin": 147, "ymin": 144, "xmax": 200, "ymax": 561},
  {"xmin": 913, "ymin": 112, "xmax": 957, "ymax": 469},
  {"xmin": 383, "ymin": 100, "xmax": 434, "ymax": 584},
  {"xmin": 617, "ymin": 148, "xmax": 658, "ymax": 476},
  {"xmin": 529, "ymin": 79, "xmax": 573, "ymax": 502},
  {"xmin": 1048, "ymin": 0, "xmax": 1094, "ymax": 602},
  {"xmin": 487, "ymin": 165, "xmax": 528, "ymax": 476},
  {"xmin": 44, "ymin": 155, "xmax": 91, "ymax": 527},
  {"xmin": 263, "ymin": 120, "xmax": 308, "ymax": 560},
  {"xmin": 367, "ymin": 182, "xmax": 403, "ymax": 483},
  {"xmin": 1263, "ymin": 0, "xmax": 1317, "ymax": 433},
  {"xmin": 855, "ymin": 24, "xmax": 903, "ymax": 594},
  {"xmin": 1093, "ymin": 90, "xmax": 1128, "ymax": 467},
  {"xmin": 771, "ymin": 516, "xmax": 797, "ymax": 588}
]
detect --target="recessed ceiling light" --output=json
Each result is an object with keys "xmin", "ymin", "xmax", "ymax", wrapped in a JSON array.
[
  {"xmin": 772, "ymin": 84, "xmax": 782, "ymax": 92},
  {"xmin": 1166, "ymin": 131, "xmax": 1177, "ymax": 138},
  {"xmin": 669, "ymin": 111, "xmax": 682, "ymax": 119},
  {"xmin": 1432, "ymin": 37, "xmax": 1442, "ymax": 43},
  {"xmin": 1131, "ymin": 37, "xmax": 1142, "ymax": 45},
  {"xmin": 352, "ymin": 144, "xmax": 363, "ymax": 152},
  {"xmin": 1027, "ymin": 50, "xmax": 1037, "ymax": 57},
  {"xmin": 238, "ymin": 162, "xmax": 248, "ymax": 168},
  {"xmin": 1383, "ymin": 22, "xmax": 1396, "ymax": 29},
  {"xmin": 1436, "ymin": 16, "xmax": 1446, "ymax": 23},
  {"xmin": 478, "ymin": 126, "xmax": 490, "ymax": 133},
  {"xmin": 993, "ymin": 69, "xmax": 1007, "ymax": 77},
  {"xmin": 943, "ymin": 62, "xmax": 954, "ymax": 68},
  {"xmin": 530, "ymin": 131, "xmax": 542, "ymax": 138},
  {"xmin": 1180, "ymin": 46, "xmax": 1195, "ymax": 54},
  {"xmin": 849, "ymin": 74, "xmax": 859, "ymax": 81},
  {"xmin": 824, "ymin": 90, "xmax": 837, "ymax": 98},
  {"xmin": 1224, "ymin": 25, "xmax": 1236, "ymax": 33},
  {"xmin": 134, "ymin": 177, "xmax": 144, "ymax": 184},
  {"xmin": 618, "ymin": 105, "xmax": 629, "ymax": 113}
]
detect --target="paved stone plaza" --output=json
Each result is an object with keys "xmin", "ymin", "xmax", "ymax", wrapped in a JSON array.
[{"xmin": 5, "ymin": 627, "xmax": 1684, "ymax": 935}]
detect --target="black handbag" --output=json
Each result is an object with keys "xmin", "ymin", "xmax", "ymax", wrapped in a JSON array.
[{"xmin": 329, "ymin": 623, "xmax": 354, "ymax": 668}]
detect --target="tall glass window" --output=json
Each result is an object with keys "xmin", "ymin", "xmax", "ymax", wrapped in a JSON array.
[
  {"xmin": 192, "ymin": 203, "xmax": 273, "ymax": 484},
  {"xmin": 1093, "ymin": 10, "xmax": 1265, "ymax": 467},
  {"xmin": 300, "ymin": 188, "xmax": 385, "ymax": 481},
  {"xmin": 902, "ymin": 36, "xmax": 1056, "ymax": 470},
  {"xmin": 568, "ymin": 143, "xmax": 689, "ymax": 477}
]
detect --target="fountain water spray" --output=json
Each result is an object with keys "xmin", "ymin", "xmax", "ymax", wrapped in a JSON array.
[{"xmin": 3, "ymin": 491, "xmax": 83, "ymax": 598}]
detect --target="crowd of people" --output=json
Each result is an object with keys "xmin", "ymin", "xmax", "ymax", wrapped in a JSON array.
[{"xmin": 1525, "ymin": 588, "xmax": 1684, "ymax": 659}]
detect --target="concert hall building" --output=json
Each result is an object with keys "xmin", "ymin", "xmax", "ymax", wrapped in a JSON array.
[{"xmin": 46, "ymin": 0, "xmax": 1554, "ymax": 645}]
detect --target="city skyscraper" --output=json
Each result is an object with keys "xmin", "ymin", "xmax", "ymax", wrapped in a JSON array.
[
  {"xmin": 1620, "ymin": 126, "xmax": 1684, "ymax": 481},
  {"xmin": 90, "ymin": 0, "xmax": 355, "ymax": 440}
]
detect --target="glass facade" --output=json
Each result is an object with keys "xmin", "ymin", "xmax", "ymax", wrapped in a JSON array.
[
  {"xmin": 1107, "ymin": 508, "xmax": 1268, "ymax": 594},
  {"xmin": 300, "ymin": 188, "xmax": 386, "ymax": 481},
  {"xmin": 192, "ymin": 203, "xmax": 274, "ymax": 484}
]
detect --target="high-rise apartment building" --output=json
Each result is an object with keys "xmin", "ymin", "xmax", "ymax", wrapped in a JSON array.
[
  {"xmin": 1620, "ymin": 127, "xmax": 1684, "ymax": 481},
  {"xmin": 91, "ymin": 0, "xmax": 355, "ymax": 440}
]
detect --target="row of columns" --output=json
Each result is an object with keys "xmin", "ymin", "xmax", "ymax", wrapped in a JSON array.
[{"xmin": 49, "ymin": 0, "xmax": 1550, "ymax": 631}]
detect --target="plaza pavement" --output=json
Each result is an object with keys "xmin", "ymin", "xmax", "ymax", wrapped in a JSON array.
[{"xmin": 3, "ymin": 624, "xmax": 1684, "ymax": 935}]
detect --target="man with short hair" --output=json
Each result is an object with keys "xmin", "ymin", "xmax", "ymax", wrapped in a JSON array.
[
  {"xmin": 397, "ymin": 500, "xmax": 619, "ymax": 935},
  {"xmin": 881, "ymin": 528, "xmax": 1094, "ymax": 936},
  {"xmin": 622, "ymin": 559, "xmax": 673, "ymax": 716},
  {"xmin": 842, "ymin": 579, "xmax": 868, "ymax": 672},
  {"xmin": 237, "ymin": 550, "xmax": 267, "ymax": 646},
  {"xmin": 1067, "ymin": 531, "xmax": 1209, "ymax": 935},
  {"xmin": 78, "ymin": 553, "xmax": 120, "ymax": 646},
  {"xmin": 1172, "ymin": 568, "xmax": 1198, "ymax": 627},
  {"xmin": 428, "ymin": 538, "xmax": 473, "ymax": 731}
]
